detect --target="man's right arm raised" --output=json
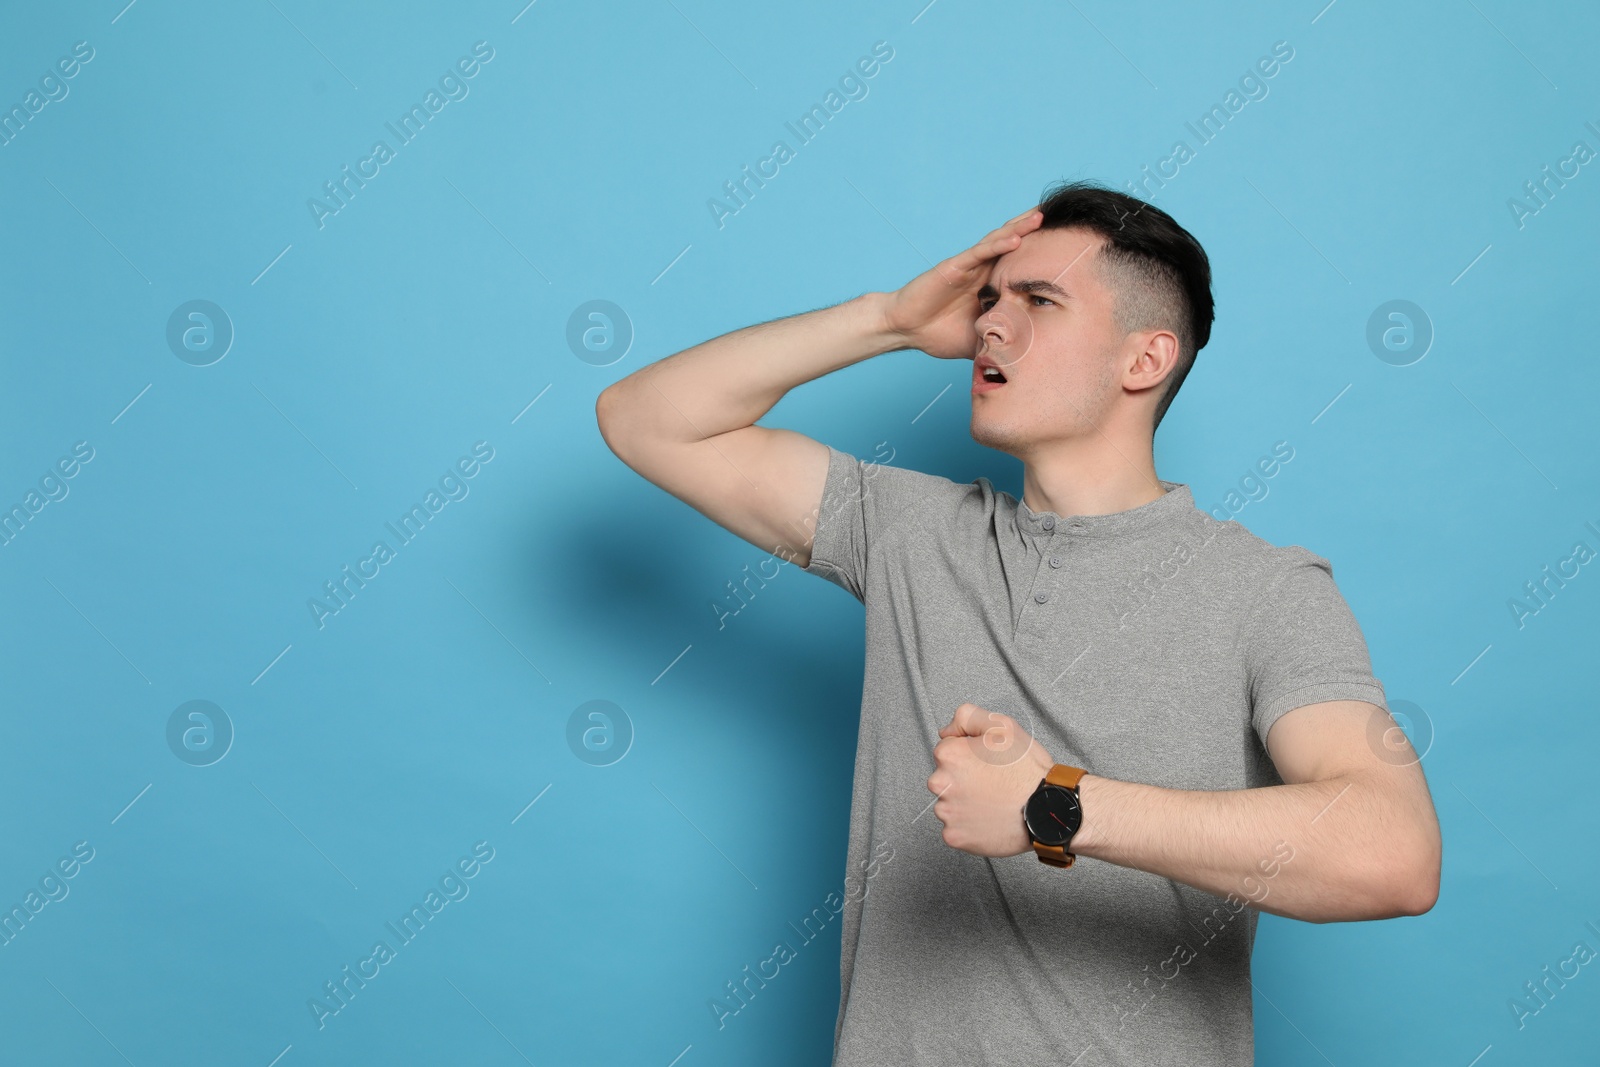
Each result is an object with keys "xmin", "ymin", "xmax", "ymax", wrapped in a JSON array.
[{"xmin": 594, "ymin": 291, "xmax": 902, "ymax": 569}]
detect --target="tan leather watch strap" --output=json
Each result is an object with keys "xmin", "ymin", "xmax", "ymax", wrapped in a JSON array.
[
  {"xmin": 1033, "ymin": 842, "xmax": 1074, "ymax": 868},
  {"xmin": 1046, "ymin": 764, "xmax": 1086, "ymax": 790},
  {"xmin": 1032, "ymin": 763, "xmax": 1086, "ymax": 869}
]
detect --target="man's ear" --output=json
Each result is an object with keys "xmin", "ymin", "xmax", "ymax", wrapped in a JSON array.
[{"xmin": 1124, "ymin": 328, "xmax": 1181, "ymax": 393}]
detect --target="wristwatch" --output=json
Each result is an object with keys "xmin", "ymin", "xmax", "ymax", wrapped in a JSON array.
[{"xmin": 1024, "ymin": 764, "xmax": 1086, "ymax": 868}]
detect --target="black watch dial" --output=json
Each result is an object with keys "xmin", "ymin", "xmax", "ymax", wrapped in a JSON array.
[{"xmin": 1024, "ymin": 784, "xmax": 1082, "ymax": 847}]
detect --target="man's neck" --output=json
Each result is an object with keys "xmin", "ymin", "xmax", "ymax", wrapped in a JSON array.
[{"xmin": 1019, "ymin": 440, "xmax": 1165, "ymax": 519}]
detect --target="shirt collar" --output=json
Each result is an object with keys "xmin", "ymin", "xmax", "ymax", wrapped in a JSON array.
[{"xmin": 1014, "ymin": 479, "xmax": 1195, "ymax": 539}]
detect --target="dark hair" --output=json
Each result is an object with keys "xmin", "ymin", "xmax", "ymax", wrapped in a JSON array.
[{"xmin": 1034, "ymin": 180, "xmax": 1214, "ymax": 432}]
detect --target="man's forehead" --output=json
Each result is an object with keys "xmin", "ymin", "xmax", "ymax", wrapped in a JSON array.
[{"xmin": 988, "ymin": 226, "xmax": 1107, "ymax": 292}]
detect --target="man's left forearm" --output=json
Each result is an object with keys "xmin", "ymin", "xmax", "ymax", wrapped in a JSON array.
[{"xmin": 1071, "ymin": 771, "xmax": 1440, "ymax": 923}]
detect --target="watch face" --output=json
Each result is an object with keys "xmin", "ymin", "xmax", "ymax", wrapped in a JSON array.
[{"xmin": 1025, "ymin": 784, "xmax": 1082, "ymax": 847}]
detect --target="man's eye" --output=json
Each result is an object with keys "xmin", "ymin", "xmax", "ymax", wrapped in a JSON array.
[{"xmin": 1030, "ymin": 295, "xmax": 1054, "ymax": 306}]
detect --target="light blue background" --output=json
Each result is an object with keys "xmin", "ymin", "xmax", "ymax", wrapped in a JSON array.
[{"xmin": 1, "ymin": 1, "xmax": 1596, "ymax": 1064}]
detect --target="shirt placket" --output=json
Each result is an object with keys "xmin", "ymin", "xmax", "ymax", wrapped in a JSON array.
[{"xmin": 1017, "ymin": 514, "xmax": 1084, "ymax": 641}]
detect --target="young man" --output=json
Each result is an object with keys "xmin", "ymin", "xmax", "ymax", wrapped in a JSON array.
[{"xmin": 595, "ymin": 180, "xmax": 1441, "ymax": 1065}]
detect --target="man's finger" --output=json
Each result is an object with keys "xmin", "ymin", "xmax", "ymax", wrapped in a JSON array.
[
  {"xmin": 944, "ymin": 235, "xmax": 1012, "ymax": 276},
  {"xmin": 975, "ymin": 210, "xmax": 1040, "ymax": 255},
  {"xmin": 971, "ymin": 213, "xmax": 1043, "ymax": 270},
  {"xmin": 1000, "ymin": 208, "xmax": 1043, "ymax": 239},
  {"xmin": 950, "ymin": 210, "xmax": 1043, "ymax": 275},
  {"xmin": 1005, "ymin": 206, "xmax": 1042, "ymax": 228},
  {"xmin": 939, "ymin": 702, "xmax": 990, "ymax": 738},
  {"xmin": 936, "ymin": 704, "xmax": 970, "ymax": 738}
]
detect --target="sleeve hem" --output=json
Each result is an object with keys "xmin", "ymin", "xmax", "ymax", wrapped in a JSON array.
[
  {"xmin": 1254, "ymin": 679, "xmax": 1389, "ymax": 745},
  {"xmin": 802, "ymin": 445, "xmax": 848, "ymax": 572},
  {"xmin": 800, "ymin": 444, "xmax": 864, "ymax": 601}
]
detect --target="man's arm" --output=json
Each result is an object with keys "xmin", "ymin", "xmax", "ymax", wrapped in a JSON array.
[
  {"xmin": 595, "ymin": 292, "xmax": 899, "ymax": 568},
  {"xmin": 595, "ymin": 207, "xmax": 1045, "ymax": 563},
  {"xmin": 928, "ymin": 699, "xmax": 1442, "ymax": 924},
  {"xmin": 1070, "ymin": 699, "xmax": 1442, "ymax": 922}
]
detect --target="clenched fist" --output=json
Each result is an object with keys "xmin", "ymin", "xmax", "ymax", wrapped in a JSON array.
[{"xmin": 927, "ymin": 702, "xmax": 1055, "ymax": 857}]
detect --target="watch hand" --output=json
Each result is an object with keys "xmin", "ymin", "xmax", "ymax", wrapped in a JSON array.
[{"xmin": 1050, "ymin": 813, "xmax": 1068, "ymax": 828}]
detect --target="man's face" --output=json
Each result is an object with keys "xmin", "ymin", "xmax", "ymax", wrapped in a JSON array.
[{"xmin": 969, "ymin": 225, "xmax": 1128, "ymax": 455}]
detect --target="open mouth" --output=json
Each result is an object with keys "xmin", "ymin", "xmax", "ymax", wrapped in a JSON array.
[{"xmin": 973, "ymin": 361, "xmax": 1008, "ymax": 392}]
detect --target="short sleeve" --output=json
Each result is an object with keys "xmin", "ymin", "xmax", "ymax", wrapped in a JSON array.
[
  {"xmin": 801, "ymin": 444, "xmax": 951, "ymax": 603},
  {"xmin": 1236, "ymin": 547, "xmax": 1389, "ymax": 749}
]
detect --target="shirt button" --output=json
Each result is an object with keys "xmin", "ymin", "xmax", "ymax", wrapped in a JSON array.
[
  {"xmin": 1041, "ymin": 516, "xmax": 1055, "ymax": 531},
  {"xmin": 1034, "ymin": 592, "xmax": 1049, "ymax": 604},
  {"xmin": 1049, "ymin": 556, "xmax": 1062, "ymax": 568}
]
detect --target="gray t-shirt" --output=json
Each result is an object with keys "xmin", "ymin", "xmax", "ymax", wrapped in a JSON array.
[{"xmin": 800, "ymin": 444, "xmax": 1388, "ymax": 1066}]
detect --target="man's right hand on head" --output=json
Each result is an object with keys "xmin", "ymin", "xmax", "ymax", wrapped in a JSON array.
[{"xmin": 878, "ymin": 207, "xmax": 1043, "ymax": 361}]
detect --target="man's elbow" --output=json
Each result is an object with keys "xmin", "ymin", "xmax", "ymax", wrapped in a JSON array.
[
  {"xmin": 595, "ymin": 384, "xmax": 632, "ymax": 460},
  {"xmin": 1394, "ymin": 845, "xmax": 1441, "ymax": 917},
  {"xmin": 1308, "ymin": 814, "xmax": 1440, "ymax": 923},
  {"xmin": 1375, "ymin": 826, "xmax": 1442, "ymax": 919}
]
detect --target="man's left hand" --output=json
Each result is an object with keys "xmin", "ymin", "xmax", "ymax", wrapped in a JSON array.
[{"xmin": 928, "ymin": 702, "xmax": 1054, "ymax": 857}]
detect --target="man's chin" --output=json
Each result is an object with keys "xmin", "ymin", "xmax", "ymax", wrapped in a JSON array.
[{"xmin": 969, "ymin": 417, "xmax": 1023, "ymax": 456}]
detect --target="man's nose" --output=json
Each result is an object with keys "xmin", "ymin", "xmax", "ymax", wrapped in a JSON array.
[
  {"xmin": 976, "ymin": 305, "xmax": 1012, "ymax": 347},
  {"xmin": 975, "ymin": 304, "xmax": 1028, "ymax": 365}
]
